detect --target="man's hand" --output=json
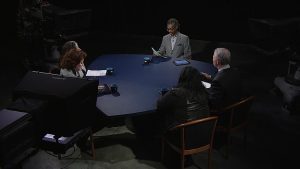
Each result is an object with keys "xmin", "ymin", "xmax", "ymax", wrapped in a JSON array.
[{"xmin": 201, "ymin": 72, "xmax": 212, "ymax": 80}]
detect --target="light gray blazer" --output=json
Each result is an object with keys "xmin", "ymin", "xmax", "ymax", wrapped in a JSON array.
[
  {"xmin": 158, "ymin": 32, "xmax": 191, "ymax": 59},
  {"xmin": 60, "ymin": 65, "xmax": 86, "ymax": 78}
]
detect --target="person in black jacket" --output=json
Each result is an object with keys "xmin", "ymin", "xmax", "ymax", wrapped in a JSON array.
[
  {"xmin": 128, "ymin": 66, "xmax": 209, "ymax": 140},
  {"xmin": 201, "ymin": 48, "xmax": 242, "ymax": 110},
  {"xmin": 157, "ymin": 66, "xmax": 210, "ymax": 131},
  {"xmin": 156, "ymin": 66, "xmax": 210, "ymax": 167}
]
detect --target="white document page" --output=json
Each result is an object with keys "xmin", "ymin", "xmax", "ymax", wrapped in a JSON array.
[
  {"xmin": 151, "ymin": 47, "xmax": 168, "ymax": 58},
  {"xmin": 86, "ymin": 70, "xmax": 107, "ymax": 76},
  {"xmin": 44, "ymin": 133, "xmax": 67, "ymax": 141},
  {"xmin": 201, "ymin": 81, "xmax": 211, "ymax": 88},
  {"xmin": 151, "ymin": 47, "xmax": 161, "ymax": 56}
]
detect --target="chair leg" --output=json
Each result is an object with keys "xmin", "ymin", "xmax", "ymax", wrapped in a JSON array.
[
  {"xmin": 161, "ymin": 138, "xmax": 165, "ymax": 162},
  {"xmin": 54, "ymin": 136, "xmax": 62, "ymax": 160},
  {"xmin": 243, "ymin": 127, "xmax": 247, "ymax": 150},
  {"xmin": 208, "ymin": 149, "xmax": 212, "ymax": 169},
  {"xmin": 225, "ymin": 134, "xmax": 230, "ymax": 159},
  {"xmin": 181, "ymin": 154, "xmax": 185, "ymax": 169},
  {"xmin": 58, "ymin": 154, "xmax": 62, "ymax": 160},
  {"xmin": 89, "ymin": 129, "xmax": 96, "ymax": 160}
]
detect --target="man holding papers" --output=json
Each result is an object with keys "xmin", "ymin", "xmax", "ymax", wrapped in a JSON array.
[
  {"xmin": 153, "ymin": 18, "xmax": 191, "ymax": 59},
  {"xmin": 201, "ymin": 48, "xmax": 242, "ymax": 110}
]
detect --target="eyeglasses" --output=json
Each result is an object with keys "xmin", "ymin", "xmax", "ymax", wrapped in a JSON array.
[{"xmin": 167, "ymin": 27, "xmax": 175, "ymax": 31}]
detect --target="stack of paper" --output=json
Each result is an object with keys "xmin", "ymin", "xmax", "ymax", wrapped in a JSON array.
[{"xmin": 86, "ymin": 70, "xmax": 107, "ymax": 76}]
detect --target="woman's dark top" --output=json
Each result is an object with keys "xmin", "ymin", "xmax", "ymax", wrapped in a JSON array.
[{"xmin": 157, "ymin": 87, "xmax": 209, "ymax": 131}]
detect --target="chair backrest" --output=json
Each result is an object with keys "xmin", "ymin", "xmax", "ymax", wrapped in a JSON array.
[
  {"xmin": 219, "ymin": 95, "xmax": 255, "ymax": 131},
  {"xmin": 291, "ymin": 94, "xmax": 300, "ymax": 114},
  {"xmin": 49, "ymin": 66, "xmax": 60, "ymax": 75},
  {"xmin": 169, "ymin": 116, "xmax": 218, "ymax": 150}
]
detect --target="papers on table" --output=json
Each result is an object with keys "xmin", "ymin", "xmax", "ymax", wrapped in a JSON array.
[
  {"xmin": 201, "ymin": 81, "xmax": 211, "ymax": 88},
  {"xmin": 86, "ymin": 70, "xmax": 107, "ymax": 76}
]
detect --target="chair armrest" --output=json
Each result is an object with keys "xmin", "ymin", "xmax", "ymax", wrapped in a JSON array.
[{"xmin": 169, "ymin": 116, "xmax": 218, "ymax": 131}]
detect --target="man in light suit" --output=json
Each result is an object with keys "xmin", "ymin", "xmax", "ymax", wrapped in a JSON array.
[{"xmin": 155, "ymin": 18, "xmax": 191, "ymax": 59}]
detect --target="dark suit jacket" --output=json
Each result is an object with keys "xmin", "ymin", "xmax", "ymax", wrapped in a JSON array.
[{"xmin": 208, "ymin": 68, "xmax": 242, "ymax": 110}]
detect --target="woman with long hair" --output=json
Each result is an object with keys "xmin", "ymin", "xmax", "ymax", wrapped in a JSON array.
[
  {"xmin": 59, "ymin": 48, "xmax": 87, "ymax": 78},
  {"xmin": 157, "ymin": 66, "xmax": 209, "ymax": 130}
]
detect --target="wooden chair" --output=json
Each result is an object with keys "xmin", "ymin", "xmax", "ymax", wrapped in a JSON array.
[
  {"xmin": 161, "ymin": 116, "xmax": 218, "ymax": 169},
  {"xmin": 213, "ymin": 95, "xmax": 255, "ymax": 158}
]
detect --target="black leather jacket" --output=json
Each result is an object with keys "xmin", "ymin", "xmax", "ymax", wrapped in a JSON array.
[{"xmin": 157, "ymin": 88, "xmax": 209, "ymax": 130}]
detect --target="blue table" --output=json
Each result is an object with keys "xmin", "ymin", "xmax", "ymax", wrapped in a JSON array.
[{"xmin": 88, "ymin": 54, "xmax": 217, "ymax": 116}]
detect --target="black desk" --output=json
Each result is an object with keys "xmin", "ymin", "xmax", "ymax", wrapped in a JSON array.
[{"xmin": 88, "ymin": 54, "xmax": 217, "ymax": 116}]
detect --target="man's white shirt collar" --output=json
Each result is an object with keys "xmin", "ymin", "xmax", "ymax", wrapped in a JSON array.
[
  {"xmin": 218, "ymin": 64, "xmax": 230, "ymax": 72},
  {"xmin": 170, "ymin": 33, "xmax": 178, "ymax": 50}
]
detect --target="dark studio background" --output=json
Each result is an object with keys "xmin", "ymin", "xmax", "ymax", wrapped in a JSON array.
[
  {"xmin": 6, "ymin": 0, "xmax": 300, "ymax": 68},
  {"xmin": 47, "ymin": 0, "xmax": 300, "ymax": 42}
]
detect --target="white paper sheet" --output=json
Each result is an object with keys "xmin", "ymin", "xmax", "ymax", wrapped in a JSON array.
[
  {"xmin": 151, "ymin": 47, "xmax": 161, "ymax": 56},
  {"xmin": 201, "ymin": 81, "xmax": 211, "ymax": 88},
  {"xmin": 151, "ymin": 47, "xmax": 168, "ymax": 58},
  {"xmin": 86, "ymin": 70, "xmax": 107, "ymax": 76},
  {"xmin": 44, "ymin": 133, "xmax": 67, "ymax": 141}
]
